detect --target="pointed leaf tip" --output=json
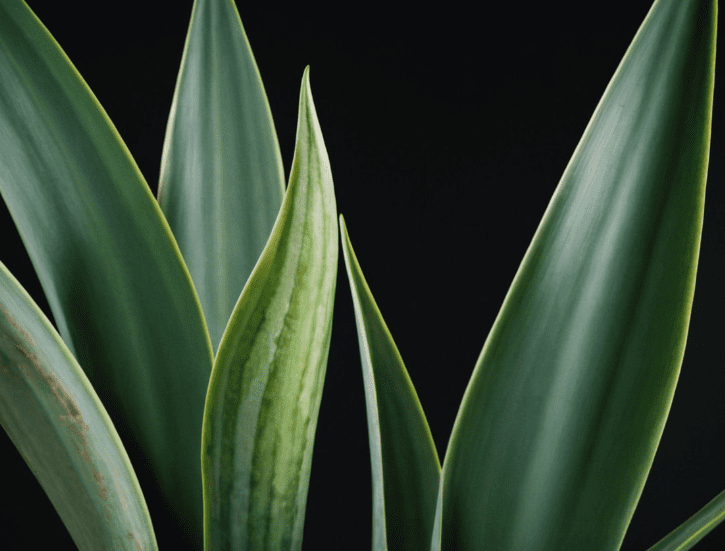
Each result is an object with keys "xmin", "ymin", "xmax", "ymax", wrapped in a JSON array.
[
  {"xmin": 158, "ymin": 0, "xmax": 285, "ymax": 351},
  {"xmin": 341, "ymin": 218, "xmax": 441, "ymax": 550},
  {"xmin": 441, "ymin": 0, "xmax": 716, "ymax": 548},
  {"xmin": 202, "ymin": 65, "xmax": 337, "ymax": 550}
]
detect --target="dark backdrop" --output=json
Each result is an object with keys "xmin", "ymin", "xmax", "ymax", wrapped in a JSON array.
[{"xmin": 1, "ymin": 1, "xmax": 724, "ymax": 549}]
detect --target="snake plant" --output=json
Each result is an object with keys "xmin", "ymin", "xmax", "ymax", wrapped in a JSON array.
[{"xmin": 0, "ymin": 0, "xmax": 723, "ymax": 550}]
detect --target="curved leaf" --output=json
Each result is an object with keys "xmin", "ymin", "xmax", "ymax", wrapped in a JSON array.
[
  {"xmin": 340, "ymin": 215, "xmax": 440, "ymax": 551},
  {"xmin": 647, "ymin": 488, "xmax": 725, "ymax": 551},
  {"xmin": 159, "ymin": 0, "xmax": 285, "ymax": 351},
  {"xmin": 0, "ymin": 1, "xmax": 213, "ymax": 543},
  {"xmin": 202, "ymin": 67, "xmax": 337, "ymax": 551},
  {"xmin": 440, "ymin": 0, "xmax": 717, "ymax": 549},
  {"xmin": 0, "ymin": 261, "xmax": 157, "ymax": 551}
]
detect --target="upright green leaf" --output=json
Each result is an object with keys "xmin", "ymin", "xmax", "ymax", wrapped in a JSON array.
[
  {"xmin": 159, "ymin": 0, "xmax": 285, "ymax": 351},
  {"xmin": 202, "ymin": 68, "xmax": 337, "ymax": 551},
  {"xmin": 647, "ymin": 488, "xmax": 725, "ymax": 551},
  {"xmin": 429, "ymin": 486, "xmax": 443, "ymax": 551},
  {"xmin": 340, "ymin": 215, "xmax": 440, "ymax": 551},
  {"xmin": 440, "ymin": 0, "xmax": 716, "ymax": 549},
  {"xmin": 0, "ymin": 1, "xmax": 213, "ymax": 544},
  {"xmin": 0, "ymin": 261, "xmax": 157, "ymax": 551}
]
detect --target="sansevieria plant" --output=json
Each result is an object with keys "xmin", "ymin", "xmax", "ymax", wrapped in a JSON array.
[{"xmin": 0, "ymin": 0, "xmax": 723, "ymax": 550}]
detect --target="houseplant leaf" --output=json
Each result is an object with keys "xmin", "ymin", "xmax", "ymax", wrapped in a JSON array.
[
  {"xmin": 340, "ymin": 215, "xmax": 440, "ymax": 551},
  {"xmin": 202, "ymin": 67, "xmax": 337, "ymax": 550},
  {"xmin": 159, "ymin": 0, "xmax": 285, "ymax": 351},
  {"xmin": 440, "ymin": 0, "xmax": 717, "ymax": 549},
  {"xmin": 0, "ymin": 1, "xmax": 213, "ymax": 544},
  {"xmin": 0, "ymin": 261, "xmax": 157, "ymax": 551},
  {"xmin": 647, "ymin": 488, "xmax": 725, "ymax": 550}
]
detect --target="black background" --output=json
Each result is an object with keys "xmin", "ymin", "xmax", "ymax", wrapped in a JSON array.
[{"xmin": 1, "ymin": 0, "xmax": 724, "ymax": 549}]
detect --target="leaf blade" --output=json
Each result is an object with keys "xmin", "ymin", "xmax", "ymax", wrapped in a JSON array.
[
  {"xmin": 440, "ymin": 0, "xmax": 717, "ymax": 549},
  {"xmin": 201, "ymin": 67, "xmax": 337, "ymax": 551},
  {"xmin": 0, "ymin": 1, "xmax": 214, "ymax": 543},
  {"xmin": 647, "ymin": 488, "xmax": 725, "ymax": 551},
  {"xmin": 159, "ymin": 0, "xmax": 285, "ymax": 351},
  {"xmin": 340, "ymin": 215, "xmax": 440, "ymax": 551},
  {"xmin": 0, "ymin": 261, "xmax": 157, "ymax": 551}
]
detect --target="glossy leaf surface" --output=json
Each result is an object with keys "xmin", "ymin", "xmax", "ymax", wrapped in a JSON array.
[
  {"xmin": 340, "ymin": 215, "xmax": 440, "ymax": 551},
  {"xmin": 0, "ymin": 1, "xmax": 213, "ymax": 543},
  {"xmin": 0, "ymin": 261, "xmax": 157, "ymax": 551},
  {"xmin": 202, "ymin": 68, "xmax": 337, "ymax": 551},
  {"xmin": 159, "ymin": 0, "xmax": 285, "ymax": 351},
  {"xmin": 648, "ymin": 488, "xmax": 725, "ymax": 551},
  {"xmin": 440, "ymin": 0, "xmax": 717, "ymax": 549}
]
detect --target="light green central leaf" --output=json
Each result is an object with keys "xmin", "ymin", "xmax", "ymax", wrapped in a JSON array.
[{"xmin": 202, "ymin": 67, "xmax": 338, "ymax": 551}]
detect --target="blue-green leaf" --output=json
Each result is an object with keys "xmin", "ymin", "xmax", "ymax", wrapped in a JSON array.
[
  {"xmin": 159, "ymin": 0, "xmax": 285, "ymax": 351},
  {"xmin": 0, "ymin": 261, "xmax": 157, "ymax": 551}
]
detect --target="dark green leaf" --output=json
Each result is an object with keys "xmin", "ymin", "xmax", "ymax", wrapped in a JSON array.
[
  {"xmin": 340, "ymin": 215, "xmax": 440, "ymax": 551},
  {"xmin": 0, "ymin": 1, "xmax": 213, "ymax": 544},
  {"xmin": 440, "ymin": 0, "xmax": 717, "ymax": 548}
]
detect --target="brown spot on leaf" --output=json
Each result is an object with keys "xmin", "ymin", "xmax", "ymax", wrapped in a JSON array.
[
  {"xmin": 128, "ymin": 531, "xmax": 143, "ymax": 551},
  {"xmin": 1, "ymin": 303, "xmax": 110, "ymax": 507},
  {"xmin": 94, "ymin": 470, "xmax": 108, "ymax": 501},
  {"xmin": 1, "ymin": 303, "xmax": 36, "ymax": 348}
]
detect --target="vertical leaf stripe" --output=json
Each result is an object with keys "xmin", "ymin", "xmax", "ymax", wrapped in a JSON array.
[{"xmin": 202, "ymin": 67, "xmax": 337, "ymax": 551}]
